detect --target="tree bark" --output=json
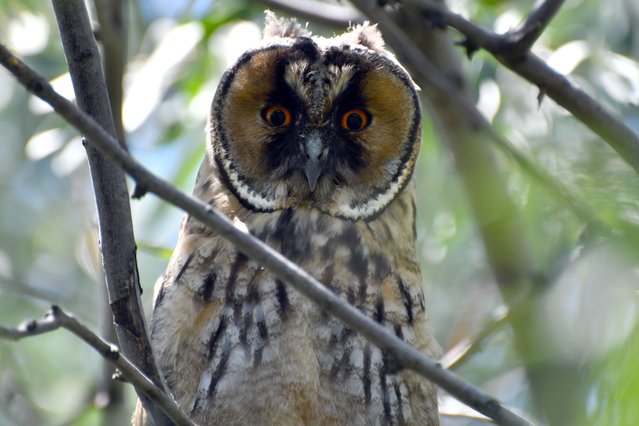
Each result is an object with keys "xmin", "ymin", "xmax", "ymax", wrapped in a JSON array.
[{"xmin": 50, "ymin": 1, "xmax": 171, "ymax": 424}]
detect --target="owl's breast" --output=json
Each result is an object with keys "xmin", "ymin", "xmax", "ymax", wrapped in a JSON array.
[{"xmin": 150, "ymin": 199, "xmax": 437, "ymax": 425}]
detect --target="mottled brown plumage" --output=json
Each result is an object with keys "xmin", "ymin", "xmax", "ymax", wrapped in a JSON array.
[{"xmin": 134, "ymin": 12, "xmax": 439, "ymax": 425}]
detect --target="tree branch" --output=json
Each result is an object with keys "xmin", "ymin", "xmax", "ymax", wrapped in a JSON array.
[
  {"xmin": 0, "ymin": 314, "xmax": 60, "ymax": 340},
  {"xmin": 441, "ymin": 307, "xmax": 509, "ymax": 370},
  {"xmin": 0, "ymin": 44, "xmax": 533, "ymax": 426},
  {"xmin": 412, "ymin": 0, "xmax": 639, "ymax": 175},
  {"xmin": 91, "ymin": 1, "xmax": 130, "ymax": 421},
  {"xmin": 506, "ymin": 0, "xmax": 566, "ymax": 52},
  {"xmin": 0, "ymin": 307, "xmax": 194, "ymax": 426},
  {"xmin": 254, "ymin": 0, "xmax": 364, "ymax": 27},
  {"xmin": 50, "ymin": 1, "xmax": 170, "ymax": 425},
  {"xmin": 93, "ymin": 0, "xmax": 127, "ymax": 145}
]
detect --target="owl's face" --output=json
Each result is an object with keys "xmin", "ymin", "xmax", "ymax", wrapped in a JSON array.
[{"xmin": 209, "ymin": 19, "xmax": 421, "ymax": 221}]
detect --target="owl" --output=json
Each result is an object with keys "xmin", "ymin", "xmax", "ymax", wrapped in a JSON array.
[{"xmin": 134, "ymin": 12, "xmax": 439, "ymax": 426}]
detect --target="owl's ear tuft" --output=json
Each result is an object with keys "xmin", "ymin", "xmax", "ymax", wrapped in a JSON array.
[
  {"xmin": 347, "ymin": 22, "xmax": 385, "ymax": 51},
  {"xmin": 263, "ymin": 11, "xmax": 311, "ymax": 39}
]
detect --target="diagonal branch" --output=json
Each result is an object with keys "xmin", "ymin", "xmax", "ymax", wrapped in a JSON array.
[
  {"xmin": 412, "ymin": 0, "xmax": 639, "ymax": 175},
  {"xmin": 0, "ymin": 307, "xmax": 194, "ymax": 426},
  {"xmin": 441, "ymin": 307, "xmax": 510, "ymax": 370},
  {"xmin": 0, "ymin": 44, "xmax": 533, "ymax": 426}
]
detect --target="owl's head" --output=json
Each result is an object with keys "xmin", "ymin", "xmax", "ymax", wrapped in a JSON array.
[{"xmin": 209, "ymin": 12, "xmax": 421, "ymax": 221}]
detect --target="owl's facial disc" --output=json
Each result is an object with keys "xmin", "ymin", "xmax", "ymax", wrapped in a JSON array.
[{"xmin": 210, "ymin": 36, "xmax": 421, "ymax": 221}]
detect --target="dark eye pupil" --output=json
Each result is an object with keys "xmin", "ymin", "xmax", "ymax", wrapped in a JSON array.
[
  {"xmin": 269, "ymin": 109, "xmax": 286, "ymax": 126},
  {"xmin": 346, "ymin": 113, "xmax": 363, "ymax": 130}
]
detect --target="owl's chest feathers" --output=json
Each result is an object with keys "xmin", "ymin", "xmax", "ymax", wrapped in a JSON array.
[{"xmin": 153, "ymin": 197, "xmax": 430, "ymax": 423}]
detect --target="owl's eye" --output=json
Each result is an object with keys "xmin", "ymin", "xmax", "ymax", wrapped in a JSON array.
[
  {"xmin": 262, "ymin": 105, "xmax": 292, "ymax": 127},
  {"xmin": 340, "ymin": 109, "xmax": 370, "ymax": 131}
]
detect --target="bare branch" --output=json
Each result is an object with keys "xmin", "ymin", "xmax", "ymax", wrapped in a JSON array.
[
  {"xmin": 507, "ymin": 0, "xmax": 566, "ymax": 52},
  {"xmin": 441, "ymin": 413, "xmax": 493, "ymax": 423},
  {"xmin": 0, "ymin": 315, "xmax": 61, "ymax": 340},
  {"xmin": 0, "ymin": 44, "xmax": 532, "ymax": 426},
  {"xmin": 441, "ymin": 307, "xmax": 509, "ymax": 370},
  {"xmin": 91, "ymin": 0, "xmax": 130, "ymax": 418},
  {"xmin": 254, "ymin": 0, "xmax": 364, "ymax": 27},
  {"xmin": 413, "ymin": 0, "xmax": 639, "ymax": 175},
  {"xmin": 440, "ymin": 403, "xmax": 494, "ymax": 424},
  {"xmin": 93, "ymin": 0, "xmax": 127, "ymax": 144},
  {"xmin": 50, "ymin": 1, "xmax": 169, "ymax": 424},
  {"xmin": 0, "ymin": 307, "xmax": 195, "ymax": 426}
]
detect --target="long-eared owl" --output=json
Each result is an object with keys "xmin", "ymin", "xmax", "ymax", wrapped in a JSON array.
[{"xmin": 135, "ymin": 12, "xmax": 439, "ymax": 426}]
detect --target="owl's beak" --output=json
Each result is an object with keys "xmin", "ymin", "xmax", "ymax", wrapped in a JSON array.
[{"xmin": 303, "ymin": 133, "xmax": 327, "ymax": 192}]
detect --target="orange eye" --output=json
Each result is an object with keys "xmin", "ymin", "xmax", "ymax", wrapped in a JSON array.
[
  {"xmin": 340, "ymin": 109, "xmax": 370, "ymax": 131},
  {"xmin": 262, "ymin": 105, "xmax": 292, "ymax": 127}
]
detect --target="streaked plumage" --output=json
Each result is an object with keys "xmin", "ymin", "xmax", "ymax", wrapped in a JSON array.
[{"xmin": 134, "ymin": 12, "xmax": 439, "ymax": 425}]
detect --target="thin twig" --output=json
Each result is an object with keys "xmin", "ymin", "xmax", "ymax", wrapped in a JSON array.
[
  {"xmin": 0, "ymin": 314, "xmax": 61, "ymax": 340},
  {"xmin": 440, "ymin": 401, "xmax": 494, "ymax": 424},
  {"xmin": 0, "ymin": 44, "xmax": 532, "ymax": 426},
  {"xmin": 253, "ymin": 0, "xmax": 364, "ymax": 27},
  {"xmin": 412, "ymin": 0, "xmax": 639, "ymax": 175},
  {"xmin": 440, "ymin": 413, "xmax": 493, "ymax": 423},
  {"xmin": 506, "ymin": 0, "xmax": 566, "ymax": 52},
  {"xmin": 0, "ymin": 307, "xmax": 195, "ymax": 426},
  {"xmin": 441, "ymin": 307, "xmax": 510, "ymax": 370},
  {"xmin": 50, "ymin": 2, "xmax": 170, "ymax": 425}
]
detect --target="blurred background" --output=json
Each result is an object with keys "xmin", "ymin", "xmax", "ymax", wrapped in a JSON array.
[{"xmin": 0, "ymin": 0, "xmax": 638, "ymax": 424}]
